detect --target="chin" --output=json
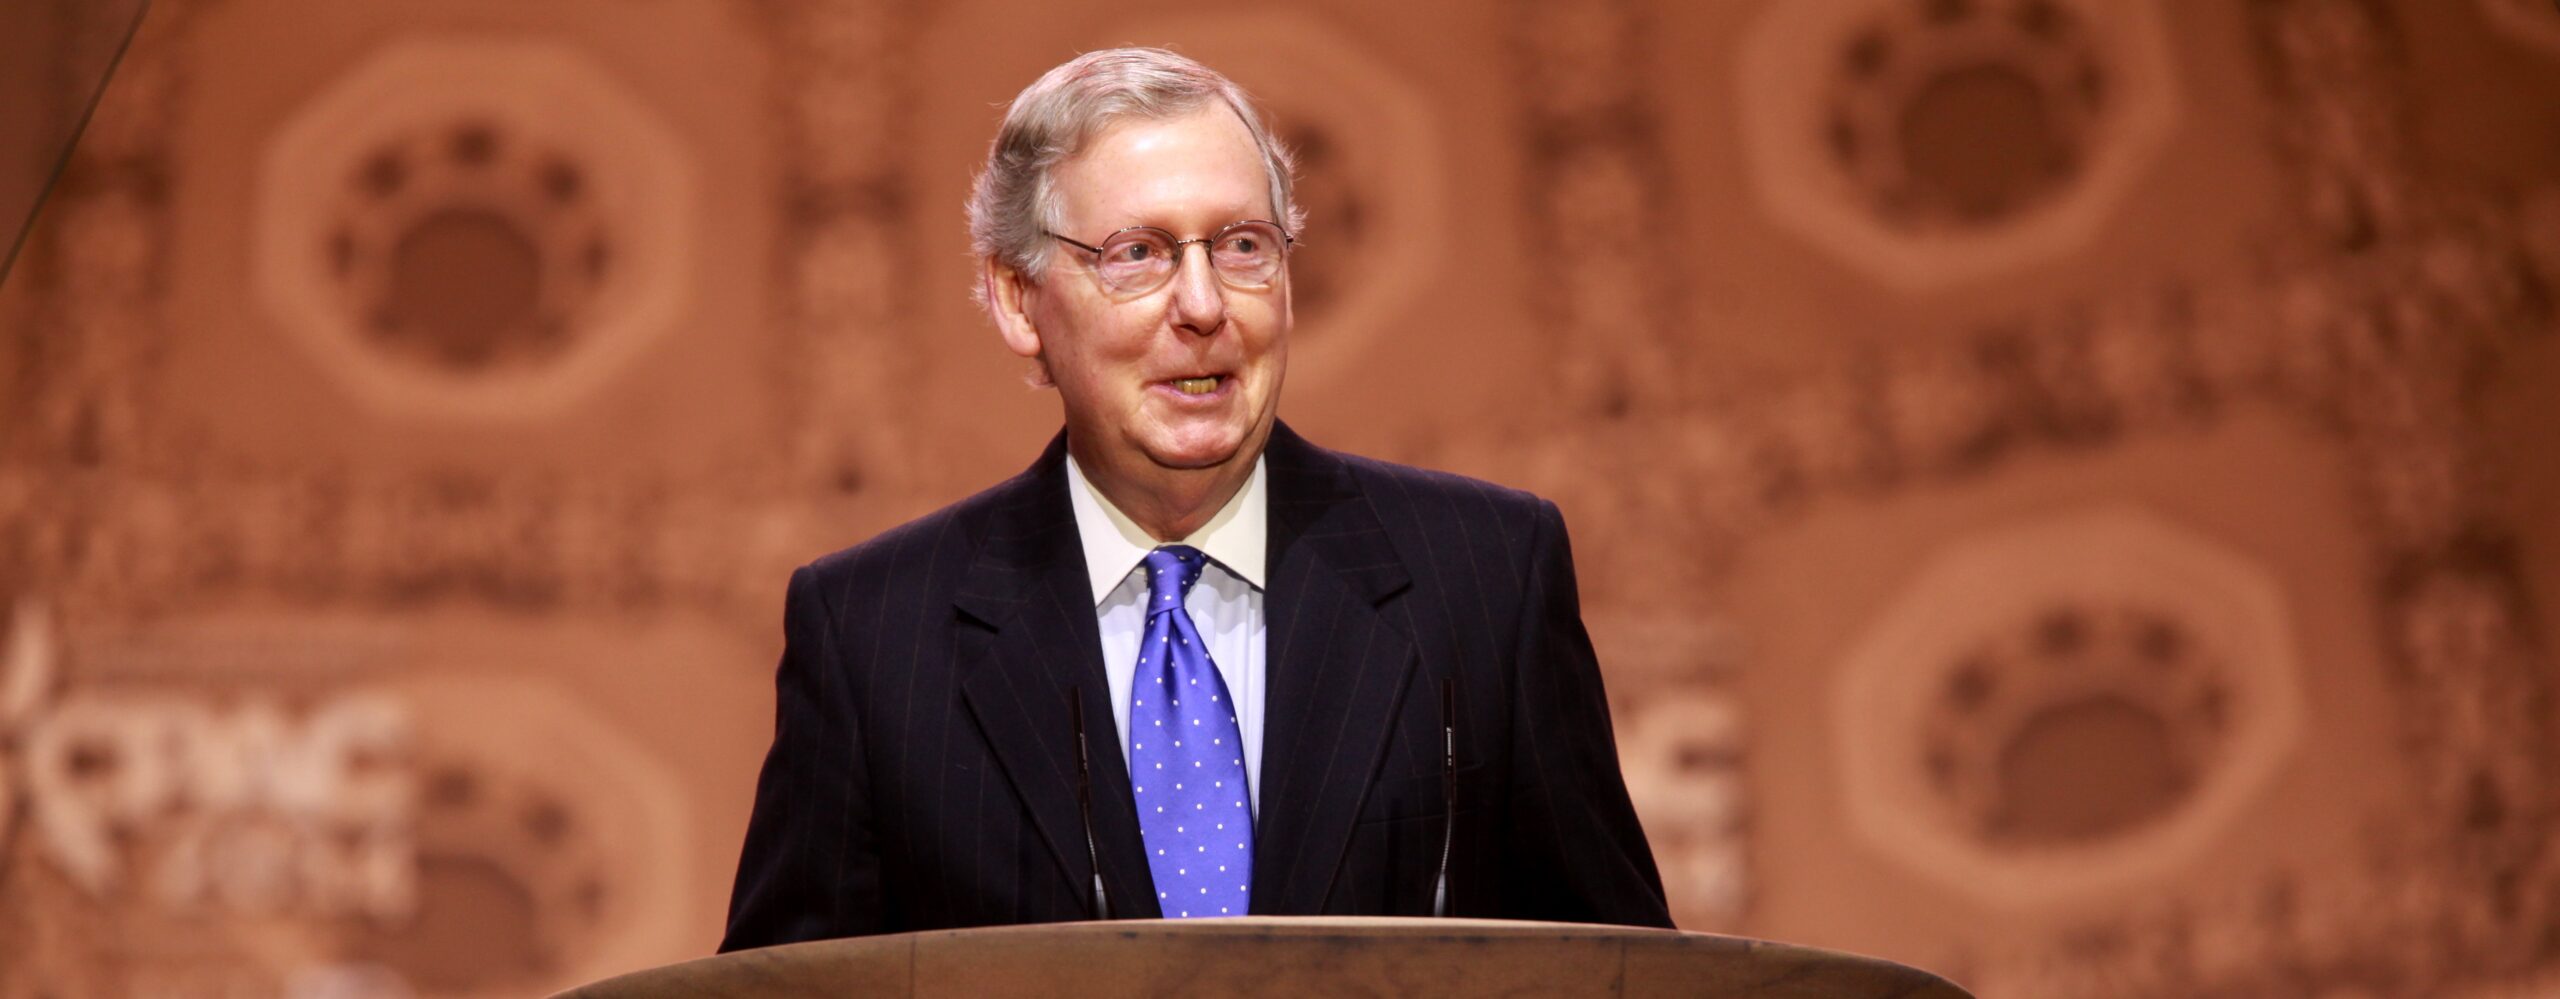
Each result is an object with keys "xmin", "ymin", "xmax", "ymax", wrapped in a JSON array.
[{"xmin": 1141, "ymin": 422, "xmax": 1254, "ymax": 471}]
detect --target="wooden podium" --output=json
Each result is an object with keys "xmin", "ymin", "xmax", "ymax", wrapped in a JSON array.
[{"xmin": 552, "ymin": 917, "xmax": 1972, "ymax": 997}]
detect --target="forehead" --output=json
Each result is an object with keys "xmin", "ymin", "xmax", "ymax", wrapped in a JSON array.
[{"xmin": 1051, "ymin": 106, "xmax": 1272, "ymax": 233}]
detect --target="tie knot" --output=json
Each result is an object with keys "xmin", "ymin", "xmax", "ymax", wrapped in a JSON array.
[{"xmin": 1142, "ymin": 546, "xmax": 1207, "ymax": 614}]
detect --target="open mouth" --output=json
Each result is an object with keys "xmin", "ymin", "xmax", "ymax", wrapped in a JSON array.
[{"xmin": 1168, "ymin": 375, "xmax": 1226, "ymax": 396}]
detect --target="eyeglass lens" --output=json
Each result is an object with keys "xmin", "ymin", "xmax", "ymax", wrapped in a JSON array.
[{"xmin": 1091, "ymin": 221, "xmax": 1287, "ymax": 293}]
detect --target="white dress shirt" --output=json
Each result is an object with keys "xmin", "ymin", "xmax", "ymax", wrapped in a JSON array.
[{"xmin": 1066, "ymin": 453, "xmax": 1268, "ymax": 818}]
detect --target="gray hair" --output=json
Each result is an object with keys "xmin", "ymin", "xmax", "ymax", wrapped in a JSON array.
[{"xmin": 968, "ymin": 47, "xmax": 1302, "ymax": 299}]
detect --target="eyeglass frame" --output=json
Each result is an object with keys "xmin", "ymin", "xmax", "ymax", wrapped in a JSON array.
[{"xmin": 1043, "ymin": 219, "xmax": 1296, "ymax": 296}]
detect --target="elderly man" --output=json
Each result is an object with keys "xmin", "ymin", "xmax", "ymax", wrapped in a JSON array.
[{"xmin": 721, "ymin": 48, "xmax": 1668, "ymax": 948}]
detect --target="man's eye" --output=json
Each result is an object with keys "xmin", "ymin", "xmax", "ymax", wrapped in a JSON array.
[
  {"xmin": 1224, "ymin": 237, "xmax": 1261, "ymax": 255},
  {"xmin": 1114, "ymin": 242, "xmax": 1156, "ymax": 263}
]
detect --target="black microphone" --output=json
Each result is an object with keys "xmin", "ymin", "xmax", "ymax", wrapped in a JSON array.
[
  {"xmin": 1435, "ymin": 675, "xmax": 1456, "ymax": 917},
  {"xmin": 1070, "ymin": 687, "xmax": 1110, "ymax": 919}
]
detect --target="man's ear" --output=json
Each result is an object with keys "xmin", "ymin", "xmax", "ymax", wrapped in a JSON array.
[{"xmin": 984, "ymin": 256, "xmax": 1044, "ymax": 362}]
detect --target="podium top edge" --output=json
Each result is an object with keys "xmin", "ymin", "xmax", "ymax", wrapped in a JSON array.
[{"xmin": 555, "ymin": 917, "xmax": 1975, "ymax": 999}]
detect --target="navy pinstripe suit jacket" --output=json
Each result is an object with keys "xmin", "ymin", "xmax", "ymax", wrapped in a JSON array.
[{"xmin": 720, "ymin": 423, "xmax": 1670, "ymax": 949}]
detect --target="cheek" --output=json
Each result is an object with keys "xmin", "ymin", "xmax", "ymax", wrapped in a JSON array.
[
  {"xmin": 1032, "ymin": 297, "xmax": 1117, "ymax": 361},
  {"xmin": 1039, "ymin": 306, "xmax": 1157, "ymax": 393},
  {"xmin": 1243, "ymin": 301, "xmax": 1290, "ymax": 361}
]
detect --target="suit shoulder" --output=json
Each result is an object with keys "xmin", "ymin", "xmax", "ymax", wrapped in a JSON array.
[{"xmin": 1331, "ymin": 449, "xmax": 1553, "ymax": 526}]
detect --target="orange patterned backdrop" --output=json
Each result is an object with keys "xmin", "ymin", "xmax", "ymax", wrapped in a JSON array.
[{"xmin": 3, "ymin": 1, "xmax": 2558, "ymax": 996}]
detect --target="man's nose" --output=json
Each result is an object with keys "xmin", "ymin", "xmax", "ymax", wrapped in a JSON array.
[{"xmin": 1168, "ymin": 242, "xmax": 1228, "ymax": 336}]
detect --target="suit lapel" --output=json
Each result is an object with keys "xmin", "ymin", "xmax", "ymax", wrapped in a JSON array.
[
  {"xmin": 1251, "ymin": 423, "xmax": 1416, "ymax": 914},
  {"xmin": 953, "ymin": 433, "xmax": 1161, "ymax": 919}
]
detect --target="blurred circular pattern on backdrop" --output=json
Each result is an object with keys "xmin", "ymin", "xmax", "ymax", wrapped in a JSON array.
[
  {"xmin": 1918, "ymin": 603, "xmax": 2236, "ymax": 848},
  {"xmin": 253, "ymin": 37, "xmax": 697, "ymax": 422},
  {"xmin": 1825, "ymin": 0, "xmax": 2105, "ymax": 232},
  {"xmin": 1738, "ymin": 0, "xmax": 2179, "ymax": 289},
  {"xmin": 327, "ymin": 123, "xmax": 612, "ymax": 378},
  {"xmin": 332, "ymin": 675, "xmax": 692, "ymax": 997},
  {"xmin": 1832, "ymin": 507, "xmax": 2304, "ymax": 908}
]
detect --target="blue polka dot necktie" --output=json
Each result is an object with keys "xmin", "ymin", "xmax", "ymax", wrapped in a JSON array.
[{"xmin": 1128, "ymin": 545, "xmax": 1253, "ymax": 918}]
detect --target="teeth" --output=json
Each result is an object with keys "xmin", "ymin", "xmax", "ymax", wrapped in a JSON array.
[{"xmin": 1174, "ymin": 377, "xmax": 1220, "ymax": 395}]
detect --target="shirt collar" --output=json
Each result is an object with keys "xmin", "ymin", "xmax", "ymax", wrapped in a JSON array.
[{"xmin": 1065, "ymin": 450, "xmax": 1268, "ymax": 605}]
